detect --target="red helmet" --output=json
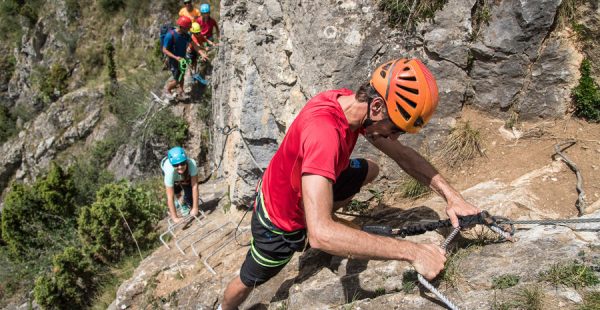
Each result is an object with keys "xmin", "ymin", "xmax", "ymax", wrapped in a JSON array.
[
  {"xmin": 370, "ymin": 58, "xmax": 439, "ymax": 133},
  {"xmin": 177, "ymin": 16, "xmax": 192, "ymax": 29}
]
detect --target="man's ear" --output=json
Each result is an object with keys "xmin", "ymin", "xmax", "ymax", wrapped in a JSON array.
[{"xmin": 371, "ymin": 97, "xmax": 385, "ymax": 116}]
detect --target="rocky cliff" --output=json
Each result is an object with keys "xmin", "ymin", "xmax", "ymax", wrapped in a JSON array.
[{"xmin": 211, "ymin": 0, "xmax": 597, "ymax": 205}]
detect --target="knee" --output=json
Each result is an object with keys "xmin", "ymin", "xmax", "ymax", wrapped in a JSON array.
[{"xmin": 364, "ymin": 160, "xmax": 379, "ymax": 185}]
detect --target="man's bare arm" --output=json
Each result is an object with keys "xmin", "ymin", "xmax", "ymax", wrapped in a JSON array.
[
  {"xmin": 302, "ymin": 174, "xmax": 445, "ymax": 279},
  {"xmin": 369, "ymin": 137, "xmax": 480, "ymax": 227}
]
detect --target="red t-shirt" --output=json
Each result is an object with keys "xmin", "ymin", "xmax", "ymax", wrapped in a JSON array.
[
  {"xmin": 190, "ymin": 33, "xmax": 208, "ymax": 48},
  {"xmin": 196, "ymin": 16, "xmax": 217, "ymax": 38},
  {"xmin": 261, "ymin": 88, "xmax": 362, "ymax": 232}
]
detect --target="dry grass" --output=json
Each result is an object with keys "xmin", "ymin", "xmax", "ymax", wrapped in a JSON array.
[
  {"xmin": 400, "ymin": 177, "xmax": 431, "ymax": 199},
  {"xmin": 438, "ymin": 121, "xmax": 485, "ymax": 167}
]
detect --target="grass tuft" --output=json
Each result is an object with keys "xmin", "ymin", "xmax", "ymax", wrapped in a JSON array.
[
  {"xmin": 400, "ymin": 178, "xmax": 430, "ymax": 199},
  {"xmin": 378, "ymin": 0, "xmax": 448, "ymax": 29},
  {"xmin": 579, "ymin": 291, "xmax": 600, "ymax": 310},
  {"xmin": 538, "ymin": 261, "xmax": 599, "ymax": 288},
  {"xmin": 492, "ymin": 274, "xmax": 520, "ymax": 289},
  {"xmin": 439, "ymin": 121, "xmax": 484, "ymax": 167}
]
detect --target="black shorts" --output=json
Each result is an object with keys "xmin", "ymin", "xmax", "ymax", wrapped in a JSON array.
[
  {"xmin": 174, "ymin": 182, "xmax": 193, "ymax": 207},
  {"xmin": 168, "ymin": 58, "xmax": 182, "ymax": 81},
  {"xmin": 239, "ymin": 158, "xmax": 369, "ymax": 287}
]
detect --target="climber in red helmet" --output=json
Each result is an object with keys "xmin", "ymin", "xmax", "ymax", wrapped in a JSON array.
[{"xmin": 219, "ymin": 58, "xmax": 481, "ymax": 310}]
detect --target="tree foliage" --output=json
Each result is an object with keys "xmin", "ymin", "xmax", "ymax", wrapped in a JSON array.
[
  {"xmin": 573, "ymin": 59, "xmax": 600, "ymax": 122},
  {"xmin": 34, "ymin": 247, "xmax": 96, "ymax": 309},
  {"xmin": 78, "ymin": 181, "xmax": 162, "ymax": 264},
  {"xmin": 1, "ymin": 163, "xmax": 79, "ymax": 261}
]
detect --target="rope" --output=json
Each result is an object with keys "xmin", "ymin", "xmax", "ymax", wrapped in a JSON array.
[
  {"xmin": 200, "ymin": 125, "xmax": 264, "ymax": 184},
  {"xmin": 417, "ymin": 227, "xmax": 461, "ymax": 310},
  {"xmin": 553, "ymin": 140, "xmax": 586, "ymax": 216},
  {"xmin": 495, "ymin": 217, "xmax": 600, "ymax": 226},
  {"xmin": 178, "ymin": 58, "xmax": 191, "ymax": 82}
]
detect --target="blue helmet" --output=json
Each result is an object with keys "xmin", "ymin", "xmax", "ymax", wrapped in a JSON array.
[
  {"xmin": 200, "ymin": 3, "xmax": 210, "ymax": 13},
  {"xmin": 167, "ymin": 146, "xmax": 187, "ymax": 165}
]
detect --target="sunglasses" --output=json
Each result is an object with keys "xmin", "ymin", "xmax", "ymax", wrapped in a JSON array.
[{"xmin": 173, "ymin": 162, "xmax": 187, "ymax": 168}]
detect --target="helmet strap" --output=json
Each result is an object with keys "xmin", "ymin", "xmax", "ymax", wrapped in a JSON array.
[{"xmin": 362, "ymin": 99, "xmax": 374, "ymax": 128}]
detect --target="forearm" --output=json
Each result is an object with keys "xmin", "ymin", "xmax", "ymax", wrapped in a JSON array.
[
  {"xmin": 390, "ymin": 144, "xmax": 462, "ymax": 202},
  {"xmin": 167, "ymin": 197, "xmax": 177, "ymax": 218},
  {"xmin": 162, "ymin": 47, "xmax": 178, "ymax": 60},
  {"xmin": 310, "ymin": 219, "xmax": 418, "ymax": 261},
  {"xmin": 192, "ymin": 183, "xmax": 199, "ymax": 210}
]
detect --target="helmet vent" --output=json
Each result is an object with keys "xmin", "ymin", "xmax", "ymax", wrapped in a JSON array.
[
  {"xmin": 414, "ymin": 117, "xmax": 424, "ymax": 127},
  {"xmin": 380, "ymin": 71, "xmax": 387, "ymax": 78},
  {"xmin": 382, "ymin": 63, "xmax": 392, "ymax": 71},
  {"xmin": 398, "ymin": 84, "xmax": 419, "ymax": 95},
  {"xmin": 395, "ymin": 102, "xmax": 411, "ymax": 121},
  {"xmin": 402, "ymin": 67, "xmax": 410, "ymax": 71},
  {"xmin": 398, "ymin": 75, "xmax": 417, "ymax": 81},
  {"xmin": 396, "ymin": 91, "xmax": 417, "ymax": 109}
]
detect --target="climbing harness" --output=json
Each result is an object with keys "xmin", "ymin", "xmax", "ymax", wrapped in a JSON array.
[
  {"xmin": 553, "ymin": 140, "xmax": 586, "ymax": 216},
  {"xmin": 178, "ymin": 58, "xmax": 192, "ymax": 82}
]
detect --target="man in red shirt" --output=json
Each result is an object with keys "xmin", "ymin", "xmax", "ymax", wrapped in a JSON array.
[
  {"xmin": 198, "ymin": 3, "xmax": 219, "ymax": 42},
  {"xmin": 220, "ymin": 58, "xmax": 480, "ymax": 310}
]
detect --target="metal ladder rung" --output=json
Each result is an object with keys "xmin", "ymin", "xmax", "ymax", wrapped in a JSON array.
[{"xmin": 191, "ymin": 221, "xmax": 235, "ymax": 256}]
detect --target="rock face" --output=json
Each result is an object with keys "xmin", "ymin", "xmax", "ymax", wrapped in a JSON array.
[
  {"xmin": 111, "ymin": 161, "xmax": 600, "ymax": 309},
  {"xmin": 0, "ymin": 88, "xmax": 102, "ymax": 190},
  {"xmin": 212, "ymin": 0, "xmax": 591, "ymax": 204}
]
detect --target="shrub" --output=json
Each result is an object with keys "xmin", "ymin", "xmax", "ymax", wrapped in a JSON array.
[
  {"xmin": 92, "ymin": 134, "xmax": 126, "ymax": 166},
  {"xmin": 35, "ymin": 63, "xmax": 70, "ymax": 102},
  {"xmin": 34, "ymin": 247, "xmax": 96, "ymax": 309},
  {"xmin": 150, "ymin": 109, "xmax": 189, "ymax": 146},
  {"xmin": 401, "ymin": 177, "xmax": 430, "ymax": 199},
  {"xmin": 0, "ymin": 105, "xmax": 16, "ymax": 144},
  {"xmin": 99, "ymin": 0, "xmax": 125, "ymax": 13},
  {"xmin": 77, "ymin": 182, "xmax": 163, "ymax": 264},
  {"xmin": 378, "ymin": 0, "xmax": 447, "ymax": 28},
  {"xmin": 573, "ymin": 59, "xmax": 600, "ymax": 122},
  {"xmin": 1, "ymin": 169, "xmax": 79, "ymax": 262},
  {"xmin": 68, "ymin": 158, "xmax": 115, "ymax": 207},
  {"xmin": 65, "ymin": 0, "xmax": 81, "ymax": 22},
  {"xmin": 539, "ymin": 261, "xmax": 599, "ymax": 288},
  {"xmin": 1, "ymin": 183, "xmax": 45, "ymax": 260},
  {"xmin": 492, "ymin": 274, "xmax": 520, "ymax": 289},
  {"xmin": 34, "ymin": 162, "xmax": 76, "ymax": 217},
  {"xmin": 439, "ymin": 121, "xmax": 484, "ymax": 167}
]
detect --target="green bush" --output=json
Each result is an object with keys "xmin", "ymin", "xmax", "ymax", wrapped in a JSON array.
[
  {"xmin": 573, "ymin": 59, "xmax": 600, "ymax": 122},
  {"xmin": 0, "ymin": 50, "xmax": 15, "ymax": 90},
  {"xmin": 1, "ymin": 165, "xmax": 80, "ymax": 261},
  {"xmin": 92, "ymin": 133, "xmax": 126, "ymax": 166},
  {"xmin": 78, "ymin": 181, "xmax": 162, "ymax": 264},
  {"xmin": 539, "ymin": 261, "xmax": 599, "ymax": 288},
  {"xmin": 35, "ymin": 64, "xmax": 70, "ymax": 102},
  {"xmin": 0, "ymin": 105, "xmax": 16, "ymax": 144},
  {"xmin": 34, "ymin": 247, "xmax": 96, "ymax": 309},
  {"xmin": 65, "ymin": 0, "xmax": 81, "ymax": 22},
  {"xmin": 99, "ymin": 0, "xmax": 125, "ymax": 13},
  {"xmin": 150, "ymin": 109, "xmax": 189, "ymax": 146},
  {"xmin": 34, "ymin": 162, "xmax": 76, "ymax": 217},
  {"xmin": 1, "ymin": 183, "xmax": 45, "ymax": 260},
  {"xmin": 68, "ymin": 158, "xmax": 115, "ymax": 207},
  {"xmin": 379, "ymin": 0, "xmax": 447, "ymax": 28}
]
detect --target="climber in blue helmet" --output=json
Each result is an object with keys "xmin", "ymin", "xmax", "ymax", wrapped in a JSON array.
[
  {"xmin": 161, "ymin": 146, "xmax": 200, "ymax": 224},
  {"xmin": 197, "ymin": 3, "xmax": 220, "ymax": 43}
]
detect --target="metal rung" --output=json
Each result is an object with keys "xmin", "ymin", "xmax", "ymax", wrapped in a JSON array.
[
  {"xmin": 203, "ymin": 232, "xmax": 238, "ymax": 275},
  {"xmin": 191, "ymin": 221, "xmax": 235, "ymax": 257},
  {"xmin": 174, "ymin": 217, "xmax": 214, "ymax": 255},
  {"xmin": 159, "ymin": 212, "xmax": 206, "ymax": 250}
]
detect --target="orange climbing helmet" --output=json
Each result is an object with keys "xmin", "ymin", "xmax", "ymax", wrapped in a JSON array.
[
  {"xmin": 177, "ymin": 16, "xmax": 192, "ymax": 29},
  {"xmin": 370, "ymin": 58, "xmax": 439, "ymax": 133}
]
